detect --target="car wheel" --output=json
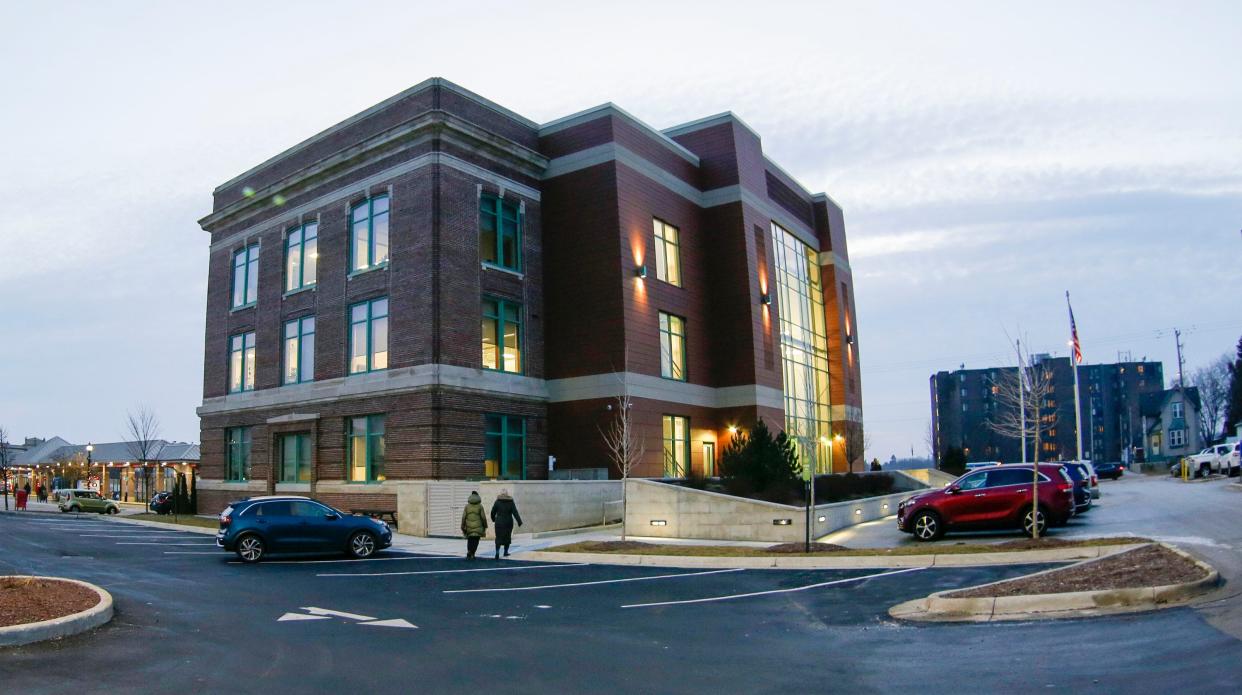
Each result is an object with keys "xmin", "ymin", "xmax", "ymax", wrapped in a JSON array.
[
  {"xmin": 69, "ymin": 505, "xmax": 81, "ymax": 513},
  {"xmin": 1022, "ymin": 507, "xmax": 1048, "ymax": 538},
  {"xmin": 911, "ymin": 511, "xmax": 943, "ymax": 541},
  {"xmin": 348, "ymin": 531, "xmax": 378, "ymax": 559},
  {"xmin": 236, "ymin": 534, "xmax": 266, "ymax": 564},
  {"xmin": 107, "ymin": 507, "xmax": 118, "ymax": 515}
]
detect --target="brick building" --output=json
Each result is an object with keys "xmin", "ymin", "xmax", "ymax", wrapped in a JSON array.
[
  {"xmin": 197, "ymin": 78, "xmax": 862, "ymax": 513},
  {"xmin": 931, "ymin": 356, "xmax": 1164, "ymax": 465}
]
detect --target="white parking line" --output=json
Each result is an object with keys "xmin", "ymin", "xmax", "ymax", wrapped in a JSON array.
[
  {"xmin": 620, "ymin": 567, "xmax": 927, "ymax": 608},
  {"xmin": 225, "ymin": 554, "xmax": 449, "ymax": 565},
  {"xmin": 81, "ymin": 534, "xmax": 199, "ymax": 538},
  {"xmin": 165, "ymin": 551, "xmax": 223, "ymax": 555},
  {"xmin": 115, "ymin": 542, "xmax": 217, "ymax": 546},
  {"xmin": 319, "ymin": 563, "xmax": 587, "ymax": 578},
  {"xmin": 444, "ymin": 568, "xmax": 746, "ymax": 594}
]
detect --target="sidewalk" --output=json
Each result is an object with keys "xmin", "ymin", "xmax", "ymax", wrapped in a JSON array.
[{"xmin": 1, "ymin": 499, "xmax": 146, "ymax": 516}]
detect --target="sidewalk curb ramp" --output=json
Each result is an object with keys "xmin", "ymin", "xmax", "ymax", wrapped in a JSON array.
[
  {"xmin": 517, "ymin": 543, "xmax": 1145, "ymax": 570},
  {"xmin": 887, "ymin": 543, "xmax": 1220, "ymax": 622},
  {"xmin": 0, "ymin": 577, "xmax": 113, "ymax": 647}
]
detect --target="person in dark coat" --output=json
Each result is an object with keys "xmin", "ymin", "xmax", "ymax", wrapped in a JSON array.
[
  {"xmin": 460, "ymin": 491, "xmax": 487, "ymax": 560},
  {"xmin": 489, "ymin": 489, "xmax": 523, "ymax": 558}
]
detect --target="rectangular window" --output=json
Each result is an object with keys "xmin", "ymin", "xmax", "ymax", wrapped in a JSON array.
[
  {"xmin": 285, "ymin": 222, "xmax": 318, "ymax": 292},
  {"xmin": 225, "ymin": 427, "xmax": 251, "ymax": 481},
  {"xmin": 1169, "ymin": 428, "xmax": 1186, "ymax": 448},
  {"xmin": 662, "ymin": 415, "xmax": 690, "ymax": 478},
  {"xmin": 348, "ymin": 297, "xmax": 389, "ymax": 374},
  {"xmin": 279, "ymin": 433, "xmax": 312, "ymax": 483},
  {"xmin": 481, "ymin": 297, "xmax": 522, "ymax": 373},
  {"xmin": 1171, "ymin": 401, "xmax": 1184, "ymax": 419},
  {"xmin": 347, "ymin": 415, "xmax": 385, "ymax": 482},
  {"xmin": 484, "ymin": 414, "xmax": 526, "ymax": 480},
  {"xmin": 283, "ymin": 316, "xmax": 316, "ymax": 385},
  {"xmin": 703, "ymin": 441, "xmax": 716, "ymax": 477},
  {"xmin": 231, "ymin": 244, "xmax": 259, "ymax": 308},
  {"xmin": 658, "ymin": 312, "xmax": 686, "ymax": 381},
  {"xmin": 350, "ymin": 194, "xmax": 390, "ymax": 272},
  {"xmin": 228, "ymin": 332, "xmax": 256, "ymax": 393},
  {"xmin": 653, "ymin": 218, "xmax": 682, "ymax": 286},
  {"xmin": 480, "ymin": 193, "xmax": 521, "ymax": 271}
]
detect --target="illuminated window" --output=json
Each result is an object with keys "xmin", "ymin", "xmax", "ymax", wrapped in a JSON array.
[
  {"xmin": 482, "ymin": 297, "xmax": 522, "ymax": 373},
  {"xmin": 278, "ymin": 433, "xmax": 311, "ymax": 483},
  {"xmin": 658, "ymin": 312, "xmax": 687, "ymax": 381},
  {"xmin": 770, "ymin": 222, "xmax": 831, "ymax": 473},
  {"xmin": 349, "ymin": 297, "xmax": 389, "ymax": 374},
  {"xmin": 285, "ymin": 222, "xmax": 318, "ymax": 292},
  {"xmin": 484, "ymin": 415, "xmax": 525, "ymax": 480},
  {"xmin": 225, "ymin": 427, "xmax": 251, "ymax": 481},
  {"xmin": 480, "ymin": 193, "xmax": 521, "ymax": 271},
  {"xmin": 350, "ymin": 195, "xmax": 389, "ymax": 272},
  {"xmin": 653, "ymin": 218, "xmax": 682, "ymax": 286},
  {"xmin": 662, "ymin": 415, "xmax": 689, "ymax": 478},
  {"xmin": 283, "ymin": 316, "xmax": 315, "ymax": 384},
  {"xmin": 231, "ymin": 244, "xmax": 259, "ymax": 308},
  {"xmin": 228, "ymin": 332, "xmax": 256, "ymax": 393},
  {"xmin": 347, "ymin": 415, "xmax": 385, "ymax": 482}
]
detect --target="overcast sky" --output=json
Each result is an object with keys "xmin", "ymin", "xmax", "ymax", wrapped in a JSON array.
[{"xmin": 2, "ymin": 1, "xmax": 1239, "ymax": 460}]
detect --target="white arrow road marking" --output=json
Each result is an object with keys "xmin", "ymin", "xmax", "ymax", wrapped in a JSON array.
[
  {"xmin": 359, "ymin": 618, "xmax": 417, "ymax": 629},
  {"xmin": 278, "ymin": 613, "xmax": 331, "ymax": 622},
  {"xmin": 301, "ymin": 606, "xmax": 377, "ymax": 621},
  {"xmin": 620, "ymin": 567, "xmax": 927, "ymax": 608}
]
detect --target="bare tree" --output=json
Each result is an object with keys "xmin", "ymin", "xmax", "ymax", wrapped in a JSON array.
[
  {"xmin": 986, "ymin": 349, "xmax": 1058, "ymax": 538},
  {"xmin": 124, "ymin": 405, "xmax": 163, "ymax": 503},
  {"xmin": 1191, "ymin": 354, "xmax": 1231, "ymax": 443},
  {"xmin": 0, "ymin": 425, "xmax": 11, "ymax": 511},
  {"xmin": 599, "ymin": 388, "xmax": 645, "ymax": 542}
]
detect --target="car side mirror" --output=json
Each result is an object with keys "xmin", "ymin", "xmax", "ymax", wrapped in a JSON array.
[
  {"xmin": 946, "ymin": 485, "xmax": 961, "ymax": 494},
  {"xmin": 324, "ymin": 513, "xmax": 339, "ymax": 521}
]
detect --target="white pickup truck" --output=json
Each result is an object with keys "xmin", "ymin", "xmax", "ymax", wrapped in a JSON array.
[{"xmin": 1176, "ymin": 444, "xmax": 1239, "ymax": 477}]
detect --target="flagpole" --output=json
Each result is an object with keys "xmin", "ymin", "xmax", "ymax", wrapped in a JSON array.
[{"xmin": 1067, "ymin": 291, "xmax": 1085, "ymax": 461}]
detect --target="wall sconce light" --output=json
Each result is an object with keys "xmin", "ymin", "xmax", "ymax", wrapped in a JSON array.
[
  {"xmin": 854, "ymin": 509, "xmax": 863, "ymax": 516},
  {"xmin": 650, "ymin": 519, "xmax": 667, "ymax": 527},
  {"xmin": 773, "ymin": 519, "xmax": 792, "ymax": 526},
  {"xmin": 817, "ymin": 515, "xmax": 826, "ymax": 523},
  {"xmin": 727, "ymin": 425, "xmax": 738, "ymax": 434},
  {"xmin": 760, "ymin": 293, "xmax": 771, "ymax": 306},
  {"xmin": 845, "ymin": 334, "xmax": 855, "ymax": 345},
  {"xmin": 635, "ymin": 264, "xmax": 648, "ymax": 279},
  {"xmin": 881, "ymin": 503, "xmax": 889, "ymax": 511}
]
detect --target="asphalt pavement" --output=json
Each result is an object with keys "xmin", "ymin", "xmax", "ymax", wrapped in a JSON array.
[{"xmin": 2, "ymin": 504, "xmax": 1242, "ymax": 694}]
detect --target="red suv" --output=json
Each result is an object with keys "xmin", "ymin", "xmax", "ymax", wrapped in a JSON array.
[{"xmin": 897, "ymin": 464, "xmax": 1075, "ymax": 541}]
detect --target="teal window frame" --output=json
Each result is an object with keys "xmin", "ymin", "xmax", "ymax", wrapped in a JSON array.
[
  {"xmin": 658, "ymin": 311, "xmax": 687, "ymax": 381},
  {"xmin": 479, "ymin": 193, "xmax": 522, "ymax": 271},
  {"xmin": 231, "ymin": 244, "xmax": 259, "ymax": 308},
  {"xmin": 662, "ymin": 415, "xmax": 690, "ymax": 478},
  {"xmin": 349, "ymin": 194, "xmax": 390, "ymax": 273},
  {"xmin": 285, "ymin": 221, "xmax": 318, "ymax": 292},
  {"xmin": 228, "ymin": 331, "xmax": 256, "ymax": 393},
  {"xmin": 283, "ymin": 316, "xmax": 315, "ymax": 385},
  {"xmin": 348, "ymin": 297, "xmax": 389, "ymax": 375},
  {"xmin": 653, "ymin": 218, "xmax": 682, "ymax": 286},
  {"xmin": 481, "ymin": 297, "xmax": 523, "ymax": 374},
  {"xmin": 484, "ymin": 414, "xmax": 526, "ymax": 480},
  {"xmin": 278, "ymin": 433, "xmax": 312, "ymax": 483},
  {"xmin": 346, "ymin": 415, "xmax": 386, "ymax": 483},
  {"xmin": 225, "ymin": 427, "xmax": 251, "ymax": 482}
]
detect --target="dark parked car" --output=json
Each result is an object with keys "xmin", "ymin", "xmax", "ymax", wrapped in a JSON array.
[
  {"xmin": 216, "ymin": 496, "xmax": 393, "ymax": 563},
  {"xmin": 1059, "ymin": 462, "xmax": 1094, "ymax": 514},
  {"xmin": 1093, "ymin": 461, "xmax": 1124, "ymax": 480},
  {"xmin": 897, "ymin": 464, "xmax": 1075, "ymax": 541},
  {"xmin": 149, "ymin": 492, "xmax": 174, "ymax": 515}
]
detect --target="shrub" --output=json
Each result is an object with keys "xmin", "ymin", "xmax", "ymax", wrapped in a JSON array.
[
  {"xmin": 719, "ymin": 420, "xmax": 804, "ymax": 503},
  {"xmin": 814, "ymin": 472, "xmax": 895, "ymax": 503}
]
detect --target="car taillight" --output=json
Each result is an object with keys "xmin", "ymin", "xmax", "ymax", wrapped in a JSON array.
[
  {"xmin": 219, "ymin": 514, "xmax": 231, "ymax": 527},
  {"xmin": 1091, "ymin": 475, "xmax": 1098, "ymax": 486}
]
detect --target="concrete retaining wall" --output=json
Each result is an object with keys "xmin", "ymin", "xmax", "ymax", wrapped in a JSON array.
[
  {"xmin": 899, "ymin": 468, "xmax": 957, "ymax": 488},
  {"xmin": 395, "ymin": 480, "xmax": 621, "ymax": 538}
]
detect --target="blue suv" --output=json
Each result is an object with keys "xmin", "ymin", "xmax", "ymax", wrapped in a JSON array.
[{"xmin": 216, "ymin": 496, "xmax": 393, "ymax": 563}]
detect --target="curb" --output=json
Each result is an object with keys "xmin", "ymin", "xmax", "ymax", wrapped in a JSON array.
[
  {"xmin": 888, "ymin": 543, "xmax": 1220, "ymax": 622},
  {"xmin": 0, "ymin": 576, "xmax": 114, "ymax": 647},
  {"xmin": 517, "ymin": 543, "xmax": 1143, "ymax": 570},
  {"xmin": 103, "ymin": 515, "xmax": 217, "ymax": 536}
]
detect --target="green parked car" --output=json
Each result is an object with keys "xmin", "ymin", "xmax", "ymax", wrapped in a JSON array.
[{"xmin": 57, "ymin": 489, "xmax": 120, "ymax": 515}]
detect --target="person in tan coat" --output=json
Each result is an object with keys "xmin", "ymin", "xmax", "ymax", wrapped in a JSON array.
[{"xmin": 460, "ymin": 491, "xmax": 488, "ymax": 560}]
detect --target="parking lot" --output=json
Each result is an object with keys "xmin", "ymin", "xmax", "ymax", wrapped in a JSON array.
[{"xmin": 4, "ymin": 498, "xmax": 1242, "ymax": 694}]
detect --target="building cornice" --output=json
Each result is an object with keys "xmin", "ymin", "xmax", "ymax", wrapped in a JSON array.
[{"xmin": 539, "ymin": 103, "xmax": 701, "ymax": 167}]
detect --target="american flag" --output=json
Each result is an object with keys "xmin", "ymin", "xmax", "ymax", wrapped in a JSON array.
[{"xmin": 1067, "ymin": 292, "xmax": 1083, "ymax": 364}]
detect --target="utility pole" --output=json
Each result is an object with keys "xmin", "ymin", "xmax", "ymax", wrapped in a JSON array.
[{"xmin": 1174, "ymin": 329, "xmax": 1186, "ymax": 390}]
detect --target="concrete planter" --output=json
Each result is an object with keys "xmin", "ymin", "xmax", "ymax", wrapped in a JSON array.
[{"xmin": 0, "ymin": 576, "xmax": 113, "ymax": 647}]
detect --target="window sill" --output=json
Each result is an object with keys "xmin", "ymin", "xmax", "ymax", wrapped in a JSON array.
[
  {"xmin": 229, "ymin": 303, "xmax": 256, "ymax": 314},
  {"xmin": 348, "ymin": 263, "xmax": 389, "ymax": 279},
  {"xmin": 481, "ymin": 367, "xmax": 525, "ymax": 377},
  {"xmin": 344, "ymin": 481, "xmax": 386, "ymax": 485},
  {"xmin": 659, "ymin": 375, "xmax": 688, "ymax": 383},
  {"xmin": 347, "ymin": 368, "xmax": 388, "ymax": 377},
  {"xmin": 283, "ymin": 285, "xmax": 316, "ymax": 299},
  {"xmin": 481, "ymin": 263, "xmax": 524, "ymax": 279}
]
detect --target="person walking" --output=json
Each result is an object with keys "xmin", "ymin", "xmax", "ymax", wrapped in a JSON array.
[
  {"xmin": 460, "ymin": 491, "xmax": 488, "ymax": 560},
  {"xmin": 490, "ymin": 489, "xmax": 523, "ymax": 559}
]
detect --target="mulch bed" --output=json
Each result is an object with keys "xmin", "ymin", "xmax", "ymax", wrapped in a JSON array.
[
  {"xmin": 577, "ymin": 541, "xmax": 658, "ymax": 552},
  {"xmin": 992, "ymin": 536, "xmax": 1149, "ymax": 551},
  {"xmin": 947, "ymin": 544, "xmax": 1207, "ymax": 598},
  {"xmin": 766, "ymin": 542, "xmax": 849, "ymax": 553},
  {"xmin": 0, "ymin": 577, "xmax": 100, "ymax": 628}
]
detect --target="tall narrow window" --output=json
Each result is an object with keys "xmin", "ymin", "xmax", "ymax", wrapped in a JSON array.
[
  {"xmin": 225, "ymin": 427, "xmax": 251, "ymax": 481},
  {"xmin": 279, "ymin": 433, "xmax": 312, "ymax": 483},
  {"xmin": 231, "ymin": 244, "xmax": 259, "ymax": 308},
  {"xmin": 482, "ymin": 297, "xmax": 522, "ymax": 373},
  {"xmin": 480, "ymin": 193, "xmax": 521, "ymax": 271},
  {"xmin": 350, "ymin": 194, "xmax": 390, "ymax": 272},
  {"xmin": 347, "ymin": 415, "xmax": 385, "ymax": 482},
  {"xmin": 285, "ymin": 222, "xmax": 318, "ymax": 292},
  {"xmin": 283, "ymin": 316, "xmax": 315, "ymax": 385},
  {"xmin": 348, "ymin": 297, "xmax": 389, "ymax": 374},
  {"xmin": 484, "ymin": 415, "xmax": 526, "ymax": 480},
  {"xmin": 228, "ymin": 332, "xmax": 256, "ymax": 393},
  {"xmin": 662, "ymin": 415, "xmax": 689, "ymax": 478},
  {"xmin": 658, "ymin": 312, "xmax": 686, "ymax": 381},
  {"xmin": 653, "ymin": 218, "xmax": 682, "ymax": 286}
]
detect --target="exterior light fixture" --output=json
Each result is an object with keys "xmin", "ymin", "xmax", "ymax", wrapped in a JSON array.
[
  {"xmin": 854, "ymin": 509, "xmax": 863, "ymax": 516},
  {"xmin": 773, "ymin": 519, "xmax": 792, "ymax": 526},
  {"xmin": 882, "ymin": 503, "xmax": 889, "ymax": 511},
  {"xmin": 817, "ymin": 515, "xmax": 826, "ymax": 523},
  {"xmin": 727, "ymin": 425, "xmax": 738, "ymax": 434},
  {"xmin": 845, "ymin": 334, "xmax": 854, "ymax": 345},
  {"xmin": 760, "ymin": 293, "xmax": 771, "ymax": 306},
  {"xmin": 650, "ymin": 519, "xmax": 667, "ymax": 527},
  {"xmin": 635, "ymin": 264, "xmax": 648, "ymax": 279}
]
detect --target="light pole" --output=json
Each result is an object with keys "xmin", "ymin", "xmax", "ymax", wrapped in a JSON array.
[{"xmin": 86, "ymin": 444, "xmax": 93, "ymax": 491}]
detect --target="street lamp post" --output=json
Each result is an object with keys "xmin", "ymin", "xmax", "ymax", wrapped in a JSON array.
[{"xmin": 86, "ymin": 444, "xmax": 94, "ymax": 492}]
